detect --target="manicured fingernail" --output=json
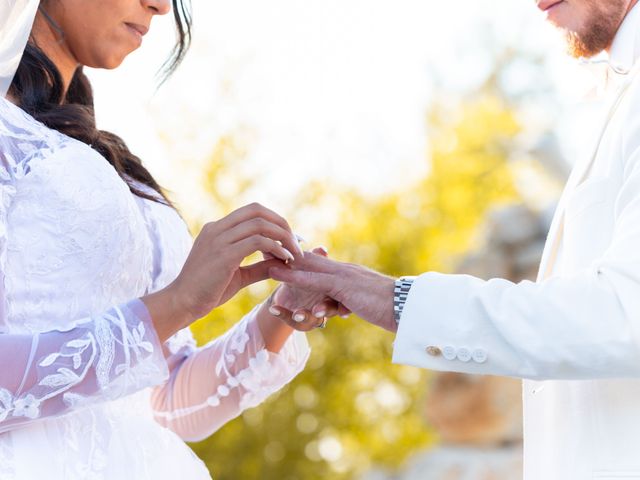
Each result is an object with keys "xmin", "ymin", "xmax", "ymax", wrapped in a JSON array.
[
  {"xmin": 319, "ymin": 246, "xmax": 329, "ymax": 255},
  {"xmin": 269, "ymin": 306, "xmax": 281, "ymax": 317},
  {"xmin": 293, "ymin": 313, "xmax": 306, "ymax": 323},
  {"xmin": 314, "ymin": 311, "xmax": 326, "ymax": 319},
  {"xmin": 283, "ymin": 248, "xmax": 295, "ymax": 262}
]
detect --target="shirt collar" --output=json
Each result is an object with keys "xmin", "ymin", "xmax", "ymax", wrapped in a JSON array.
[
  {"xmin": 608, "ymin": 2, "xmax": 640, "ymax": 75},
  {"xmin": 580, "ymin": 4, "xmax": 640, "ymax": 96}
]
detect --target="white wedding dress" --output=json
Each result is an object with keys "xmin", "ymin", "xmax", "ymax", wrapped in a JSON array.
[{"xmin": 0, "ymin": 96, "xmax": 310, "ymax": 479}]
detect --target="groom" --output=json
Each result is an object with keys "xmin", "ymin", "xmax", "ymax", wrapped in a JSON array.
[{"xmin": 270, "ymin": 1, "xmax": 640, "ymax": 479}]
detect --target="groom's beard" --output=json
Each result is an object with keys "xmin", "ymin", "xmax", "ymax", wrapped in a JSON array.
[{"xmin": 565, "ymin": 0, "xmax": 627, "ymax": 58}]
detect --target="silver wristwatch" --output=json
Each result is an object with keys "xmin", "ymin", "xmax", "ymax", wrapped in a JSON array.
[{"xmin": 393, "ymin": 276, "xmax": 416, "ymax": 325}]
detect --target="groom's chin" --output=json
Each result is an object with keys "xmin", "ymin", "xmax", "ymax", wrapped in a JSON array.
[
  {"xmin": 553, "ymin": 0, "xmax": 628, "ymax": 59},
  {"xmin": 564, "ymin": 30, "xmax": 611, "ymax": 59}
]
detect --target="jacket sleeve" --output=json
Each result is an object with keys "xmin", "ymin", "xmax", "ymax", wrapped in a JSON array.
[{"xmin": 393, "ymin": 88, "xmax": 640, "ymax": 381}]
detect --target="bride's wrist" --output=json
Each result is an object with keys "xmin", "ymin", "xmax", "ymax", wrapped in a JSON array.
[{"xmin": 141, "ymin": 285, "xmax": 197, "ymax": 342}]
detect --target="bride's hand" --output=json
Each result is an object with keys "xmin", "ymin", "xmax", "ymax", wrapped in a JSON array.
[
  {"xmin": 268, "ymin": 247, "xmax": 351, "ymax": 331},
  {"xmin": 143, "ymin": 203, "xmax": 303, "ymax": 341}
]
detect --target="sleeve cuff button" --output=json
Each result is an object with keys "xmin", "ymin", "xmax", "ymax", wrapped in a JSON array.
[
  {"xmin": 442, "ymin": 345, "xmax": 457, "ymax": 360},
  {"xmin": 472, "ymin": 348, "xmax": 488, "ymax": 364},
  {"xmin": 456, "ymin": 347, "xmax": 472, "ymax": 362}
]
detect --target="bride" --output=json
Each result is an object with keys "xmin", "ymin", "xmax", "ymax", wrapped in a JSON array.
[{"xmin": 0, "ymin": 0, "xmax": 337, "ymax": 478}]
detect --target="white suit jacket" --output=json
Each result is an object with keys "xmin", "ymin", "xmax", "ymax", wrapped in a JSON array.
[{"xmin": 393, "ymin": 6, "xmax": 640, "ymax": 480}]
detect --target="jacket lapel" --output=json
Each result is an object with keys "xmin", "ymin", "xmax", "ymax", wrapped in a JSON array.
[{"xmin": 536, "ymin": 73, "xmax": 638, "ymax": 282}]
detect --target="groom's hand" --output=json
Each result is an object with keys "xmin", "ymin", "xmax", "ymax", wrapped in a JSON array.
[
  {"xmin": 267, "ymin": 247, "xmax": 350, "ymax": 331},
  {"xmin": 269, "ymin": 252, "xmax": 397, "ymax": 332}
]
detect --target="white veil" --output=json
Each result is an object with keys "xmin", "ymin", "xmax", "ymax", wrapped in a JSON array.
[{"xmin": 0, "ymin": 0, "xmax": 39, "ymax": 97}]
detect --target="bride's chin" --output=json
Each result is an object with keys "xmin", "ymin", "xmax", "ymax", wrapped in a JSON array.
[{"xmin": 93, "ymin": 53, "xmax": 129, "ymax": 71}]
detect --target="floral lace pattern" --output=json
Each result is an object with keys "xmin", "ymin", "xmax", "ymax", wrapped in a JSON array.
[
  {"xmin": 152, "ymin": 307, "xmax": 309, "ymax": 442},
  {"xmin": 0, "ymin": 301, "xmax": 168, "ymax": 434},
  {"xmin": 0, "ymin": 95, "xmax": 310, "ymax": 478}
]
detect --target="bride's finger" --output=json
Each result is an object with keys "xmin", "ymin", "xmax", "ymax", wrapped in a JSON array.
[
  {"xmin": 292, "ymin": 309, "xmax": 326, "ymax": 331},
  {"xmin": 311, "ymin": 246, "xmax": 329, "ymax": 257},
  {"xmin": 311, "ymin": 298, "xmax": 341, "ymax": 319},
  {"xmin": 234, "ymin": 235, "xmax": 294, "ymax": 263},
  {"xmin": 264, "ymin": 235, "xmax": 304, "ymax": 261},
  {"xmin": 223, "ymin": 218, "xmax": 303, "ymax": 259},
  {"xmin": 238, "ymin": 259, "xmax": 286, "ymax": 289},
  {"xmin": 217, "ymin": 202, "xmax": 293, "ymax": 237},
  {"xmin": 267, "ymin": 305, "xmax": 311, "ymax": 331},
  {"xmin": 338, "ymin": 303, "xmax": 352, "ymax": 318}
]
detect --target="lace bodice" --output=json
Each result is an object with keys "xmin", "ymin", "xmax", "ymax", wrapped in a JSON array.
[{"xmin": 0, "ymin": 97, "xmax": 309, "ymax": 479}]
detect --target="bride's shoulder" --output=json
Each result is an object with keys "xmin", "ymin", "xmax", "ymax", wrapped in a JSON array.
[
  {"xmin": 0, "ymin": 97, "xmax": 153, "ymax": 226},
  {"xmin": 0, "ymin": 96, "xmax": 105, "ymax": 184},
  {"xmin": 0, "ymin": 99, "xmax": 152, "ymax": 270},
  {"xmin": 0, "ymin": 96, "xmax": 62, "ymax": 184},
  {"xmin": 1, "ymin": 95, "xmax": 67, "ymax": 138}
]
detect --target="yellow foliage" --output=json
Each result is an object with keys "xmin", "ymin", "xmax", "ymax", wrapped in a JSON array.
[{"xmin": 189, "ymin": 94, "xmax": 522, "ymax": 479}]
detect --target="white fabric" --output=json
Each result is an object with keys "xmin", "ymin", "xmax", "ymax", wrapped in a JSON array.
[
  {"xmin": 0, "ymin": 0, "xmax": 38, "ymax": 96},
  {"xmin": 392, "ymin": 5, "xmax": 640, "ymax": 480},
  {"xmin": 0, "ymin": 93, "xmax": 309, "ymax": 479},
  {"xmin": 607, "ymin": 4, "xmax": 640, "ymax": 75}
]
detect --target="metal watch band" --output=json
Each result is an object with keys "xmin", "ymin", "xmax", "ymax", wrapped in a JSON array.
[{"xmin": 394, "ymin": 276, "xmax": 416, "ymax": 325}]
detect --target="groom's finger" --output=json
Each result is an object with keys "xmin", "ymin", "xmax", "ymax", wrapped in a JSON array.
[
  {"xmin": 288, "ymin": 251, "xmax": 338, "ymax": 274},
  {"xmin": 269, "ymin": 267, "xmax": 335, "ymax": 292}
]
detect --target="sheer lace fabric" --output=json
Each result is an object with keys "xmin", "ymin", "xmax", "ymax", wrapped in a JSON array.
[
  {"xmin": 153, "ymin": 306, "xmax": 309, "ymax": 442},
  {"xmin": 0, "ymin": 300, "xmax": 168, "ymax": 434},
  {"xmin": 0, "ymin": 97, "xmax": 309, "ymax": 479}
]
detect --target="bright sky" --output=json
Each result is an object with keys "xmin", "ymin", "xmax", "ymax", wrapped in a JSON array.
[{"xmin": 87, "ymin": 0, "xmax": 599, "ymax": 221}]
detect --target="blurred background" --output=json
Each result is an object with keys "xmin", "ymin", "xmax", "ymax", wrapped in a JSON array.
[{"xmin": 87, "ymin": 0, "xmax": 608, "ymax": 478}]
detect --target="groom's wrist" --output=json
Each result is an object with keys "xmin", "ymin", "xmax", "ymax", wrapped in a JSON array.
[{"xmin": 393, "ymin": 276, "xmax": 416, "ymax": 325}]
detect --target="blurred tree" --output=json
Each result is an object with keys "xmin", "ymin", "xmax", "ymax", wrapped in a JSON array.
[{"xmin": 188, "ymin": 93, "xmax": 522, "ymax": 479}]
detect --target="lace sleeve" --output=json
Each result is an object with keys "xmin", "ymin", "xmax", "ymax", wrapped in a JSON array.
[
  {"xmin": 0, "ymin": 98, "xmax": 169, "ymax": 432},
  {"xmin": 151, "ymin": 306, "xmax": 310, "ymax": 442},
  {"xmin": 0, "ymin": 300, "xmax": 168, "ymax": 433}
]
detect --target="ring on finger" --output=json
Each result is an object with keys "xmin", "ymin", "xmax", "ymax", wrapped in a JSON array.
[{"xmin": 316, "ymin": 317, "xmax": 328, "ymax": 329}]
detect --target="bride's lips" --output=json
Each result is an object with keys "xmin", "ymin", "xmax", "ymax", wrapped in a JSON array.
[
  {"xmin": 124, "ymin": 22, "xmax": 149, "ymax": 42},
  {"xmin": 537, "ymin": 0, "xmax": 564, "ymax": 12}
]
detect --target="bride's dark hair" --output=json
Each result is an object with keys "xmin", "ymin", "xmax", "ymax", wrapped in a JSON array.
[{"xmin": 8, "ymin": 0, "xmax": 192, "ymax": 207}]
